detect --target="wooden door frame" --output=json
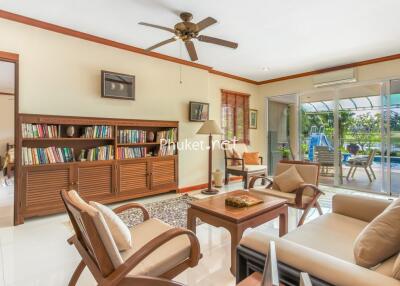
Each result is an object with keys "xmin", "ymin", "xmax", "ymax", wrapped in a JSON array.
[{"xmin": 0, "ymin": 51, "xmax": 20, "ymax": 225}]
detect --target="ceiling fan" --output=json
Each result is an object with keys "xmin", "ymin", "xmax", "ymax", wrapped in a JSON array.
[{"xmin": 139, "ymin": 12, "xmax": 238, "ymax": 61}]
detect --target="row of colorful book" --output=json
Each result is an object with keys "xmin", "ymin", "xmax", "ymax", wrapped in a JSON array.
[
  {"xmin": 117, "ymin": 147, "xmax": 147, "ymax": 159},
  {"xmin": 22, "ymin": 147, "xmax": 74, "ymax": 165},
  {"xmin": 81, "ymin": 145, "xmax": 114, "ymax": 161},
  {"xmin": 158, "ymin": 144, "xmax": 176, "ymax": 156},
  {"xmin": 81, "ymin": 126, "xmax": 113, "ymax": 139},
  {"xmin": 22, "ymin": 123, "xmax": 59, "ymax": 138},
  {"xmin": 156, "ymin": 128, "xmax": 177, "ymax": 143},
  {"xmin": 118, "ymin": 129, "xmax": 147, "ymax": 143}
]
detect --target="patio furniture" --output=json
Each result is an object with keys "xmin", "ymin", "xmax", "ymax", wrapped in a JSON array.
[
  {"xmin": 314, "ymin": 146, "xmax": 343, "ymax": 183},
  {"xmin": 237, "ymin": 194, "xmax": 399, "ymax": 286},
  {"xmin": 249, "ymin": 160, "xmax": 323, "ymax": 226},
  {"xmin": 224, "ymin": 143, "xmax": 267, "ymax": 188},
  {"xmin": 346, "ymin": 149, "xmax": 377, "ymax": 182},
  {"xmin": 60, "ymin": 190, "xmax": 201, "ymax": 286}
]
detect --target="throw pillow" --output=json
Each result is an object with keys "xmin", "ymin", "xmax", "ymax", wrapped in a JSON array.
[
  {"xmin": 232, "ymin": 149, "xmax": 243, "ymax": 165},
  {"xmin": 243, "ymin": 152, "xmax": 260, "ymax": 165},
  {"xmin": 273, "ymin": 166, "xmax": 304, "ymax": 193},
  {"xmin": 353, "ymin": 198, "xmax": 400, "ymax": 268},
  {"xmin": 89, "ymin": 201, "xmax": 132, "ymax": 251},
  {"xmin": 393, "ymin": 253, "xmax": 400, "ymax": 280},
  {"xmin": 68, "ymin": 190, "xmax": 97, "ymax": 216}
]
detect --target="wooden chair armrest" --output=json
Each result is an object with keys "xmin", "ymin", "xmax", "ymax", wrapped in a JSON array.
[
  {"xmin": 113, "ymin": 203, "xmax": 150, "ymax": 221},
  {"xmin": 295, "ymin": 184, "xmax": 324, "ymax": 206},
  {"xmin": 108, "ymin": 228, "xmax": 201, "ymax": 284},
  {"xmin": 249, "ymin": 176, "xmax": 272, "ymax": 188}
]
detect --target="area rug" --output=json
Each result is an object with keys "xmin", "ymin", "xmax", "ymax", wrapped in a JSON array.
[{"xmin": 118, "ymin": 194, "xmax": 201, "ymax": 228}]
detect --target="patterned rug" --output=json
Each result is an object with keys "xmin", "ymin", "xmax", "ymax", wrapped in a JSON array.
[{"xmin": 118, "ymin": 194, "xmax": 201, "ymax": 228}]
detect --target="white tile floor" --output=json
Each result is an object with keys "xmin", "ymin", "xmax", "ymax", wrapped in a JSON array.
[{"xmin": 0, "ymin": 176, "xmax": 380, "ymax": 286}]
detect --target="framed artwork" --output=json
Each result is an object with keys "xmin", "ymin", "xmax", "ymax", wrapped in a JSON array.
[
  {"xmin": 189, "ymin": 101, "xmax": 209, "ymax": 122},
  {"xmin": 101, "ymin": 70, "xmax": 135, "ymax": 100},
  {"xmin": 250, "ymin": 109, "xmax": 258, "ymax": 129}
]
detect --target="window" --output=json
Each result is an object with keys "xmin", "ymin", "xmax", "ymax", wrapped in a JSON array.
[{"xmin": 221, "ymin": 89, "xmax": 250, "ymax": 144}]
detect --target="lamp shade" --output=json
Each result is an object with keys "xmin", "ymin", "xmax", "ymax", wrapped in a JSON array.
[{"xmin": 196, "ymin": 120, "xmax": 223, "ymax": 135}]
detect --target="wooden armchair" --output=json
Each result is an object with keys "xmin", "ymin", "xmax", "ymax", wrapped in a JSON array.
[
  {"xmin": 224, "ymin": 143, "xmax": 267, "ymax": 188},
  {"xmin": 249, "ymin": 160, "xmax": 324, "ymax": 226},
  {"xmin": 346, "ymin": 149, "xmax": 377, "ymax": 182},
  {"xmin": 60, "ymin": 190, "xmax": 201, "ymax": 286}
]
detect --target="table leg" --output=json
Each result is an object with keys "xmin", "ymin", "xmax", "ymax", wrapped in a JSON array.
[
  {"xmin": 228, "ymin": 226, "xmax": 245, "ymax": 275},
  {"xmin": 279, "ymin": 206, "xmax": 288, "ymax": 237},
  {"xmin": 187, "ymin": 208, "xmax": 197, "ymax": 234}
]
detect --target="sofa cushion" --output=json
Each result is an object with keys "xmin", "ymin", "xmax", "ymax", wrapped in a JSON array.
[
  {"xmin": 284, "ymin": 213, "xmax": 368, "ymax": 263},
  {"xmin": 354, "ymin": 198, "xmax": 400, "ymax": 268},
  {"xmin": 243, "ymin": 152, "xmax": 260, "ymax": 165},
  {"xmin": 90, "ymin": 201, "xmax": 132, "ymax": 251},
  {"xmin": 373, "ymin": 255, "xmax": 397, "ymax": 277},
  {"xmin": 249, "ymin": 188, "xmax": 313, "ymax": 205},
  {"xmin": 273, "ymin": 166, "xmax": 304, "ymax": 193},
  {"xmin": 232, "ymin": 149, "xmax": 243, "ymax": 165},
  {"xmin": 122, "ymin": 218, "xmax": 191, "ymax": 277},
  {"xmin": 393, "ymin": 253, "xmax": 400, "ymax": 280},
  {"xmin": 227, "ymin": 165, "xmax": 267, "ymax": 172}
]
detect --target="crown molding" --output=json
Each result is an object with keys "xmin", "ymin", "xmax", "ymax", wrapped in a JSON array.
[{"xmin": 1, "ymin": 9, "xmax": 400, "ymax": 86}]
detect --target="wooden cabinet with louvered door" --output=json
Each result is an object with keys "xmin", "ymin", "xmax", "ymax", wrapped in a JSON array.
[
  {"xmin": 117, "ymin": 159, "xmax": 150, "ymax": 199},
  {"xmin": 74, "ymin": 161, "xmax": 115, "ymax": 202},
  {"xmin": 22, "ymin": 164, "xmax": 74, "ymax": 217},
  {"xmin": 150, "ymin": 156, "xmax": 178, "ymax": 191}
]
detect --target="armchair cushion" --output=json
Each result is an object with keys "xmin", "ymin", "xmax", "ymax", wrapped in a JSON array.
[
  {"xmin": 227, "ymin": 164, "xmax": 267, "ymax": 172},
  {"xmin": 354, "ymin": 198, "xmax": 400, "ymax": 268},
  {"xmin": 122, "ymin": 218, "xmax": 191, "ymax": 277},
  {"xmin": 393, "ymin": 253, "xmax": 400, "ymax": 280},
  {"xmin": 90, "ymin": 201, "xmax": 132, "ymax": 251},
  {"xmin": 274, "ymin": 166, "xmax": 304, "ymax": 193},
  {"xmin": 250, "ymin": 188, "xmax": 313, "ymax": 205},
  {"xmin": 243, "ymin": 152, "xmax": 260, "ymax": 165},
  {"xmin": 232, "ymin": 149, "xmax": 243, "ymax": 165}
]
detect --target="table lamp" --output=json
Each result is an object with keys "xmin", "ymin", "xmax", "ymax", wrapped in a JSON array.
[{"xmin": 196, "ymin": 120, "xmax": 223, "ymax": 194}]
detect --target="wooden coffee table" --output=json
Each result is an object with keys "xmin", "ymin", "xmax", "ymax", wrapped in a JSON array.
[{"xmin": 187, "ymin": 190, "xmax": 288, "ymax": 275}]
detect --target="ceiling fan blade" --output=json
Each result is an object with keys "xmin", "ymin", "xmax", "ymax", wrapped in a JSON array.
[
  {"xmin": 197, "ymin": 35, "xmax": 238, "ymax": 49},
  {"xmin": 138, "ymin": 22, "xmax": 175, "ymax": 33},
  {"xmin": 146, "ymin": 37, "xmax": 176, "ymax": 51},
  {"xmin": 185, "ymin": 41, "xmax": 198, "ymax": 61},
  {"xmin": 196, "ymin": 17, "xmax": 217, "ymax": 31}
]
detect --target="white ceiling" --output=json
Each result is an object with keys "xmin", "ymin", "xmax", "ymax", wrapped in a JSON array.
[
  {"xmin": 1, "ymin": 0, "xmax": 400, "ymax": 81},
  {"xmin": 0, "ymin": 61, "xmax": 14, "ymax": 93}
]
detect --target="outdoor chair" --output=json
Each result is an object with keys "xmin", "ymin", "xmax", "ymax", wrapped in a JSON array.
[
  {"xmin": 346, "ymin": 149, "xmax": 377, "ymax": 182},
  {"xmin": 60, "ymin": 190, "xmax": 201, "ymax": 286},
  {"xmin": 314, "ymin": 146, "xmax": 343, "ymax": 183},
  {"xmin": 249, "ymin": 160, "xmax": 324, "ymax": 226},
  {"xmin": 224, "ymin": 143, "xmax": 267, "ymax": 188}
]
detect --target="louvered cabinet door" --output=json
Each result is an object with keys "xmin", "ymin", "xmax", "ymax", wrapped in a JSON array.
[
  {"xmin": 150, "ymin": 157, "xmax": 177, "ymax": 191},
  {"xmin": 75, "ymin": 162, "xmax": 114, "ymax": 201},
  {"xmin": 118, "ymin": 160, "xmax": 150, "ymax": 197},
  {"xmin": 23, "ymin": 165, "xmax": 73, "ymax": 216}
]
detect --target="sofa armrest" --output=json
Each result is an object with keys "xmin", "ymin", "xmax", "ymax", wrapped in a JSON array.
[
  {"xmin": 240, "ymin": 232, "xmax": 400, "ymax": 286},
  {"xmin": 332, "ymin": 194, "xmax": 392, "ymax": 222}
]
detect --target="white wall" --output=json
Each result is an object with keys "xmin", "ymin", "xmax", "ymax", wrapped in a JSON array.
[
  {"xmin": 0, "ymin": 18, "xmax": 264, "ymax": 187},
  {"xmin": 0, "ymin": 96, "xmax": 14, "ymax": 156}
]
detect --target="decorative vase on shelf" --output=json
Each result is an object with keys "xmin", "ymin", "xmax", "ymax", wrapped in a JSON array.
[
  {"xmin": 213, "ymin": 169, "xmax": 224, "ymax": 188},
  {"xmin": 66, "ymin": 126, "xmax": 75, "ymax": 137},
  {"xmin": 147, "ymin": 131, "xmax": 155, "ymax": 142}
]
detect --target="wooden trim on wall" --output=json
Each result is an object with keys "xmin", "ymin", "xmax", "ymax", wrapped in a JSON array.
[
  {"xmin": 256, "ymin": 53, "xmax": 400, "ymax": 85},
  {"xmin": 0, "ymin": 51, "xmax": 19, "ymax": 62},
  {"xmin": 1, "ymin": 9, "xmax": 400, "ymax": 87}
]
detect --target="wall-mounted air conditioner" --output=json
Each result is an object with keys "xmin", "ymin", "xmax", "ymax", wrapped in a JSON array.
[{"xmin": 313, "ymin": 68, "xmax": 357, "ymax": 88}]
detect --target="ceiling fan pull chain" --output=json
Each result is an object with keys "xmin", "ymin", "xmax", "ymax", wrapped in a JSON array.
[{"xmin": 179, "ymin": 41, "xmax": 183, "ymax": 84}]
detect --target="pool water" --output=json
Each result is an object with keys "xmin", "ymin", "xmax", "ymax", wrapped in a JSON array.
[{"xmin": 372, "ymin": 156, "xmax": 400, "ymax": 170}]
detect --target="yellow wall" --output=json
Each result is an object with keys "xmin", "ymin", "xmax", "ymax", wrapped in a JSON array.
[{"xmin": 0, "ymin": 18, "xmax": 264, "ymax": 187}]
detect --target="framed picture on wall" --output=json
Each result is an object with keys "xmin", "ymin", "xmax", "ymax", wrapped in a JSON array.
[
  {"xmin": 250, "ymin": 109, "xmax": 258, "ymax": 129},
  {"xmin": 189, "ymin": 101, "xmax": 209, "ymax": 122},
  {"xmin": 101, "ymin": 71, "xmax": 135, "ymax": 100}
]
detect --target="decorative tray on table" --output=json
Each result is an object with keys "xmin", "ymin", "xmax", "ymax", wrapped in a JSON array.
[{"xmin": 225, "ymin": 195, "xmax": 263, "ymax": 208}]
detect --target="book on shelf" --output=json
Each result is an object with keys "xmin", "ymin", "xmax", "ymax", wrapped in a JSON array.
[
  {"xmin": 156, "ymin": 128, "xmax": 177, "ymax": 143},
  {"xmin": 81, "ymin": 125, "xmax": 113, "ymax": 139},
  {"xmin": 79, "ymin": 145, "xmax": 114, "ymax": 161},
  {"xmin": 117, "ymin": 147, "xmax": 147, "ymax": 159},
  {"xmin": 119, "ymin": 129, "xmax": 147, "ymax": 143},
  {"xmin": 158, "ymin": 144, "xmax": 176, "ymax": 156},
  {"xmin": 22, "ymin": 123, "xmax": 59, "ymax": 139},
  {"xmin": 22, "ymin": 147, "xmax": 74, "ymax": 165}
]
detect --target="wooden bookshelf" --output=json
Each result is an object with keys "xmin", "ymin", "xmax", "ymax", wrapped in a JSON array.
[{"xmin": 15, "ymin": 114, "xmax": 179, "ymax": 225}]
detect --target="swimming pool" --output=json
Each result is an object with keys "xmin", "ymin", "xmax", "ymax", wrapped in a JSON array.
[{"xmin": 372, "ymin": 156, "xmax": 400, "ymax": 170}]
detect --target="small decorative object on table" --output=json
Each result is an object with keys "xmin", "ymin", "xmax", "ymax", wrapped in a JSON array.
[
  {"xmin": 213, "ymin": 169, "xmax": 223, "ymax": 187},
  {"xmin": 225, "ymin": 194, "xmax": 263, "ymax": 208}
]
